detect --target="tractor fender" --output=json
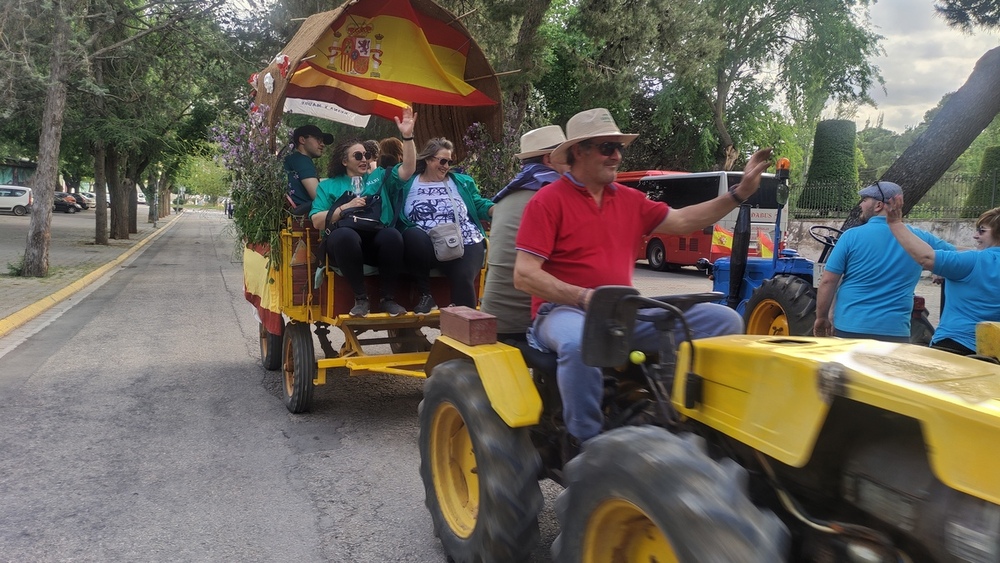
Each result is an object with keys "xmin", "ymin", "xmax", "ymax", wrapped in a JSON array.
[{"xmin": 425, "ymin": 336, "xmax": 542, "ymax": 428}]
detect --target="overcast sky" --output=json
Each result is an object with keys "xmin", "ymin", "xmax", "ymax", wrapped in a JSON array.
[{"xmin": 852, "ymin": 1, "xmax": 1000, "ymax": 132}]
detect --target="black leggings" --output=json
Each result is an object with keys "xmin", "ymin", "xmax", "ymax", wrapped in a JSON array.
[
  {"xmin": 323, "ymin": 227, "xmax": 404, "ymax": 300},
  {"xmin": 402, "ymin": 227, "xmax": 484, "ymax": 308}
]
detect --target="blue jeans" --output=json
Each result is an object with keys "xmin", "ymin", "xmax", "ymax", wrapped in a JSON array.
[{"xmin": 528, "ymin": 302, "xmax": 743, "ymax": 442}]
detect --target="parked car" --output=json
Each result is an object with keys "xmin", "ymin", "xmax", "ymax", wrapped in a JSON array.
[
  {"xmin": 0, "ymin": 185, "xmax": 32, "ymax": 216},
  {"xmin": 59, "ymin": 191, "xmax": 89, "ymax": 210},
  {"xmin": 53, "ymin": 192, "xmax": 82, "ymax": 213},
  {"xmin": 72, "ymin": 192, "xmax": 96, "ymax": 209},
  {"xmin": 137, "ymin": 190, "xmax": 147, "ymax": 205}
]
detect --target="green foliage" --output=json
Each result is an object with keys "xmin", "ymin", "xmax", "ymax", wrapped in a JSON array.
[
  {"xmin": 800, "ymin": 119, "xmax": 858, "ymax": 212},
  {"xmin": 177, "ymin": 154, "xmax": 230, "ymax": 199},
  {"xmin": 461, "ymin": 120, "xmax": 520, "ymax": 199},
  {"xmin": 963, "ymin": 146, "xmax": 1000, "ymax": 217},
  {"xmin": 214, "ymin": 108, "xmax": 291, "ymax": 259},
  {"xmin": 935, "ymin": 0, "xmax": 1000, "ymax": 31}
]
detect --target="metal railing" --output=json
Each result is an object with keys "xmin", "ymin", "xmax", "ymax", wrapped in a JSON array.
[{"xmin": 789, "ymin": 172, "xmax": 999, "ymax": 219}]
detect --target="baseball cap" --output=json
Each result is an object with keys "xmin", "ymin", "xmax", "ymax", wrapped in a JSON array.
[
  {"xmin": 291, "ymin": 124, "xmax": 334, "ymax": 146},
  {"xmin": 858, "ymin": 181, "xmax": 902, "ymax": 202}
]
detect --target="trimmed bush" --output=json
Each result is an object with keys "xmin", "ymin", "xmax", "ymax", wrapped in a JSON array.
[
  {"xmin": 799, "ymin": 120, "xmax": 859, "ymax": 213},
  {"xmin": 962, "ymin": 146, "xmax": 1000, "ymax": 218}
]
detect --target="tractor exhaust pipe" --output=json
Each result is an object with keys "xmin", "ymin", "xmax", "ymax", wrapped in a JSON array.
[{"xmin": 727, "ymin": 203, "xmax": 751, "ymax": 310}]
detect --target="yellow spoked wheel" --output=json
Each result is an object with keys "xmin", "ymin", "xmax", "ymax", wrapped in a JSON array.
[
  {"xmin": 553, "ymin": 426, "xmax": 789, "ymax": 563},
  {"xmin": 418, "ymin": 359, "xmax": 542, "ymax": 562},
  {"xmin": 746, "ymin": 299, "xmax": 790, "ymax": 335},
  {"xmin": 743, "ymin": 275, "xmax": 816, "ymax": 336},
  {"xmin": 428, "ymin": 401, "xmax": 479, "ymax": 538},
  {"xmin": 583, "ymin": 499, "xmax": 678, "ymax": 563}
]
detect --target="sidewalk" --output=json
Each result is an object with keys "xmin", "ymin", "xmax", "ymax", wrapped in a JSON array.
[{"xmin": 0, "ymin": 211, "xmax": 181, "ymax": 337}]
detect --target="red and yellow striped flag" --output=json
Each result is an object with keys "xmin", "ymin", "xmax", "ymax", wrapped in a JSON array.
[
  {"xmin": 287, "ymin": 0, "xmax": 497, "ymax": 120},
  {"xmin": 711, "ymin": 225, "xmax": 734, "ymax": 255}
]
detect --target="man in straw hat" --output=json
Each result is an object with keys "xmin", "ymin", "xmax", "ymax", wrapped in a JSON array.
[
  {"xmin": 514, "ymin": 107, "xmax": 773, "ymax": 450},
  {"xmin": 481, "ymin": 125, "xmax": 568, "ymax": 337}
]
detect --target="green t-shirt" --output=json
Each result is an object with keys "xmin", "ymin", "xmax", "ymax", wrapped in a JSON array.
[{"xmin": 310, "ymin": 165, "xmax": 399, "ymax": 225}]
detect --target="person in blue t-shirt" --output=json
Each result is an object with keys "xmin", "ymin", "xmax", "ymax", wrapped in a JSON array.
[
  {"xmin": 285, "ymin": 124, "xmax": 334, "ymax": 208},
  {"xmin": 886, "ymin": 195, "xmax": 1000, "ymax": 355},
  {"xmin": 814, "ymin": 181, "xmax": 955, "ymax": 342}
]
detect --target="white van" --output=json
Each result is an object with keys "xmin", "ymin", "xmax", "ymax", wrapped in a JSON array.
[{"xmin": 0, "ymin": 185, "xmax": 32, "ymax": 216}]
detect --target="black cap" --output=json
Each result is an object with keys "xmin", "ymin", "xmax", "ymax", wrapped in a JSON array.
[{"xmin": 291, "ymin": 124, "xmax": 334, "ymax": 146}]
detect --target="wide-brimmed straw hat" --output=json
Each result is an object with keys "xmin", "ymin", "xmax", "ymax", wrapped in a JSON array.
[
  {"xmin": 550, "ymin": 108, "xmax": 638, "ymax": 165},
  {"xmin": 515, "ymin": 125, "xmax": 567, "ymax": 159}
]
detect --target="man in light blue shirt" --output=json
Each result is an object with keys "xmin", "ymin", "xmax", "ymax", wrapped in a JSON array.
[{"xmin": 814, "ymin": 181, "xmax": 954, "ymax": 341}]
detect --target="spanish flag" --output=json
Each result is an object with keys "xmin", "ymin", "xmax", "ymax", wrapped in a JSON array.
[
  {"xmin": 711, "ymin": 225, "xmax": 734, "ymax": 255},
  {"xmin": 757, "ymin": 228, "xmax": 775, "ymax": 258},
  {"xmin": 287, "ymin": 0, "xmax": 497, "ymax": 120}
]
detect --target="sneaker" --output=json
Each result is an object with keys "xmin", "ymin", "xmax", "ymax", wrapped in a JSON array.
[
  {"xmin": 381, "ymin": 299, "xmax": 406, "ymax": 317},
  {"xmin": 350, "ymin": 297, "xmax": 370, "ymax": 317},
  {"xmin": 413, "ymin": 293, "xmax": 437, "ymax": 315}
]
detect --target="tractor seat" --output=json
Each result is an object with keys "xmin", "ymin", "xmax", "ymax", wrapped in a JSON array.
[{"xmin": 502, "ymin": 335, "xmax": 558, "ymax": 377}]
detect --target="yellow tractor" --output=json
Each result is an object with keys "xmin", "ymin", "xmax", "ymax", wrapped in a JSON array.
[{"xmin": 418, "ymin": 286, "xmax": 1000, "ymax": 562}]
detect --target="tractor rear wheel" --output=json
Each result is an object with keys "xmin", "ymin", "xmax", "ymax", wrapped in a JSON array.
[
  {"xmin": 259, "ymin": 322, "xmax": 283, "ymax": 371},
  {"xmin": 419, "ymin": 359, "xmax": 543, "ymax": 562},
  {"xmin": 744, "ymin": 275, "xmax": 816, "ymax": 336},
  {"xmin": 281, "ymin": 322, "xmax": 315, "ymax": 413},
  {"xmin": 552, "ymin": 427, "xmax": 788, "ymax": 563}
]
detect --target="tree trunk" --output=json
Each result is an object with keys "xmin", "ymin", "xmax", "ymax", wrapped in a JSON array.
[
  {"xmin": 711, "ymin": 75, "xmax": 736, "ymax": 171},
  {"xmin": 93, "ymin": 142, "xmax": 108, "ymax": 245},
  {"xmin": 108, "ymin": 148, "xmax": 130, "ymax": 240},
  {"xmin": 504, "ymin": 0, "xmax": 552, "ymax": 137},
  {"xmin": 842, "ymin": 46, "xmax": 1000, "ymax": 229},
  {"xmin": 22, "ymin": 1, "xmax": 71, "ymax": 277}
]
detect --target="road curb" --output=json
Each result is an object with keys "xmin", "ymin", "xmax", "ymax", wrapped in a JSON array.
[{"xmin": 0, "ymin": 216, "xmax": 183, "ymax": 339}]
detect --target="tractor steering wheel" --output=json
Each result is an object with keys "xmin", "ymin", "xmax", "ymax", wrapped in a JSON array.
[{"xmin": 809, "ymin": 225, "xmax": 843, "ymax": 251}]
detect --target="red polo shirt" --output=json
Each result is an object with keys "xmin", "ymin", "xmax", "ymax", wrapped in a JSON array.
[{"xmin": 516, "ymin": 174, "xmax": 669, "ymax": 317}]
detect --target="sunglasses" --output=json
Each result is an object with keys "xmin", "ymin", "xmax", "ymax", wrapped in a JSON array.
[
  {"xmin": 352, "ymin": 151, "xmax": 373, "ymax": 161},
  {"xmin": 872, "ymin": 181, "xmax": 887, "ymax": 202},
  {"xmin": 433, "ymin": 157, "xmax": 455, "ymax": 167},
  {"xmin": 584, "ymin": 141, "xmax": 626, "ymax": 157}
]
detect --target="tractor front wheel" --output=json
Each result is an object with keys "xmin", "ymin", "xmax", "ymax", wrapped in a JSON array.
[
  {"xmin": 744, "ymin": 275, "xmax": 816, "ymax": 336},
  {"xmin": 552, "ymin": 426, "xmax": 788, "ymax": 563},
  {"xmin": 418, "ymin": 359, "xmax": 543, "ymax": 562},
  {"xmin": 281, "ymin": 322, "xmax": 315, "ymax": 413}
]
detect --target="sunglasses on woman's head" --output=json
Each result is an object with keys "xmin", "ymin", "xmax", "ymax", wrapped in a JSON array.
[
  {"xmin": 352, "ymin": 151, "xmax": 373, "ymax": 161},
  {"xmin": 584, "ymin": 141, "xmax": 626, "ymax": 157},
  {"xmin": 434, "ymin": 157, "xmax": 454, "ymax": 167}
]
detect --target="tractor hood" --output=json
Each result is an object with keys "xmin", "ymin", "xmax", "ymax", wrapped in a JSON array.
[{"xmin": 675, "ymin": 336, "xmax": 1000, "ymax": 505}]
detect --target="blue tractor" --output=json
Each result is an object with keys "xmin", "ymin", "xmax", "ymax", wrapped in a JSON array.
[{"xmin": 703, "ymin": 159, "xmax": 936, "ymax": 341}]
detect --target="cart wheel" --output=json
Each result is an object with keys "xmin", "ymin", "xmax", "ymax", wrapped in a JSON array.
[
  {"xmin": 259, "ymin": 322, "xmax": 283, "ymax": 371},
  {"xmin": 389, "ymin": 328, "xmax": 431, "ymax": 353},
  {"xmin": 282, "ymin": 322, "xmax": 316, "ymax": 413}
]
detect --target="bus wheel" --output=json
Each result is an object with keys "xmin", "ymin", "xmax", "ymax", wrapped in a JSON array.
[
  {"xmin": 646, "ymin": 239, "xmax": 668, "ymax": 271},
  {"xmin": 744, "ymin": 275, "xmax": 816, "ymax": 336}
]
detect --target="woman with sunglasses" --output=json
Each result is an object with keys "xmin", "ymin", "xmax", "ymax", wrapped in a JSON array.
[
  {"xmin": 390, "ymin": 137, "xmax": 494, "ymax": 313},
  {"xmin": 885, "ymin": 195, "xmax": 1000, "ymax": 355},
  {"xmin": 310, "ymin": 107, "xmax": 417, "ymax": 317}
]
